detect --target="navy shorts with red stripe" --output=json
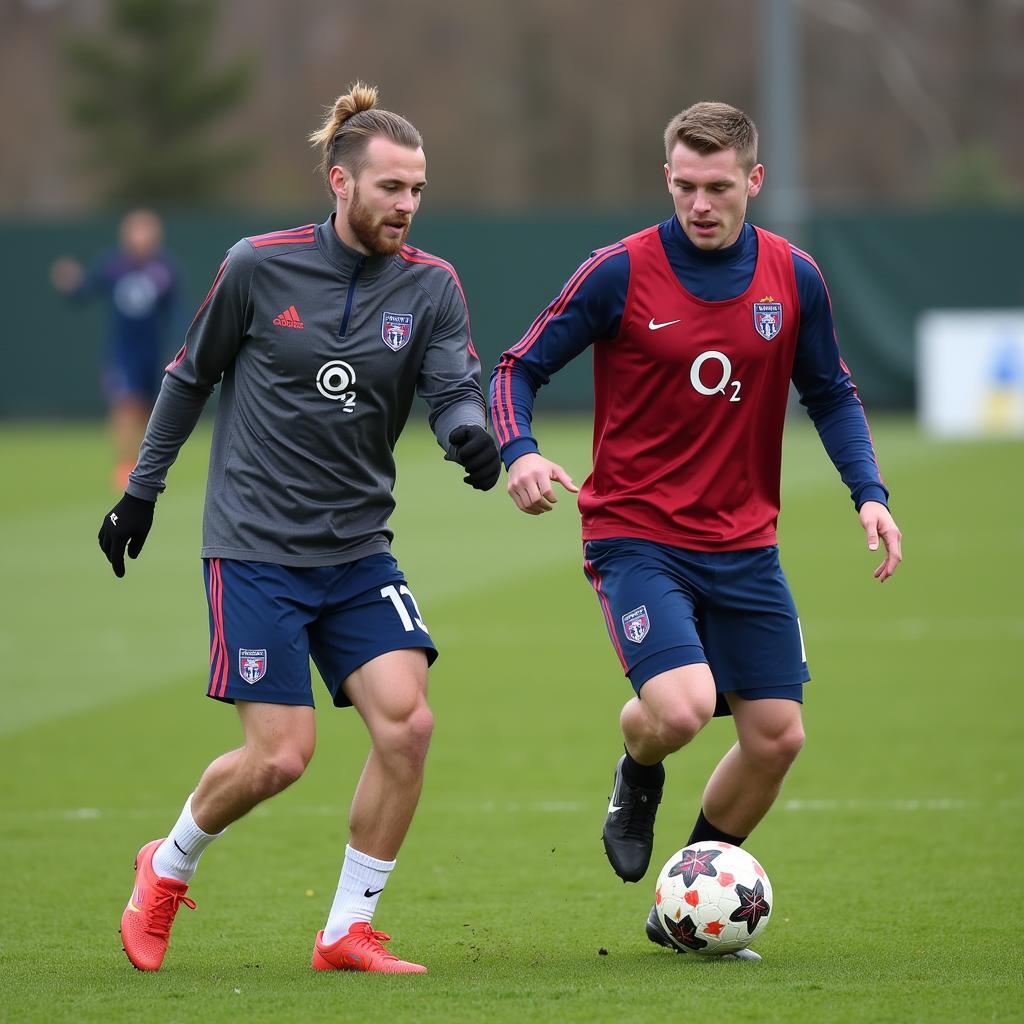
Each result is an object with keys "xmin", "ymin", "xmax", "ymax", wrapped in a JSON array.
[
  {"xmin": 583, "ymin": 538, "xmax": 809, "ymax": 717},
  {"xmin": 203, "ymin": 554, "xmax": 438, "ymax": 708}
]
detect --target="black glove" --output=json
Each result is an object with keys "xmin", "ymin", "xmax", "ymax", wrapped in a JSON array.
[
  {"xmin": 97, "ymin": 493, "xmax": 155, "ymax": 578},
  {"xmin": 447, "ymin": 425, "xmax": 501, "ymax": 491}
]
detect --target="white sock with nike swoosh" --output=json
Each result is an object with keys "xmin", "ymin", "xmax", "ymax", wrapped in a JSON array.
[
  {"xmin": 152, "ymin": 793, "xmax": 224, "ymax": 883},
  {"xmin": 322, "ymin": 844, "xmax": 395, "ymax": 944}
]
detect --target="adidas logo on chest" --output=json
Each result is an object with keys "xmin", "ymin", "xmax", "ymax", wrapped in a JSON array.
[{"xmin": 272, "ymin": 305, "xmax": 304, "ymax": 329}]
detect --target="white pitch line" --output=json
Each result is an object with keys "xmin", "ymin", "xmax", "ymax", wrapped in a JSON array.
[
  {"xmin": 781, "ymin": 798, "xmax": 983, "ymax": 811},
  {"xmin": 3, "ymin": 797, "xmax": 1021, "ymax": 823}
]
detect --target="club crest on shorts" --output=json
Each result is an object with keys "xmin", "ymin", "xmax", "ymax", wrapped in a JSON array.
[
  {"xmin": 381, "ymin": 311, "xmax": 414, "ymax": 351},
  {"xmin": 238, "ymin": 648, "xmax": 267, "ymax": 684},
  {"xmin": 622, "ymin": 605, "xmax": 650, "ymax": 644},
  {"xmin": 753, "ymin": 297, "xmax": 783, "ymax": 341}
]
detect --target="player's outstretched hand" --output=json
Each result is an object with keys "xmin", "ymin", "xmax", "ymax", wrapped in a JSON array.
[
  {"xmin": 507, "ymin": 452, "xmax": 579, "ymax": 515},
  {"xmin": 859, "ymin": 500, "xmax": 902, "ymax": 583},
  {"xmin": 98, "ymin": 493, "xmax": 155, "ymax": 578},
  {"xmin": 447, "ymin": 425, "xmax": 501, "ymax": 491}
]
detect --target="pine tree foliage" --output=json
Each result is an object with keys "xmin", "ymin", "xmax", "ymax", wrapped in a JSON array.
[{"xmin": 63, "ymin": 0, "xmax": 255, "ymax": 204}]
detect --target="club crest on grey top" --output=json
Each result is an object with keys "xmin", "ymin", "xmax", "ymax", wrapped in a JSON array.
[{"xmin": 381, "ymin": 312, "xmax": 414, "ymax": 351}]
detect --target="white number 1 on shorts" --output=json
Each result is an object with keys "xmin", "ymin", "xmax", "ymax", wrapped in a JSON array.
[{"xmin": 380, "ymin": 584, "xmax": 427, "ymax": 632}]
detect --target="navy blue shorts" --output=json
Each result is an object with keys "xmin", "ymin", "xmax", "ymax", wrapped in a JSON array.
[
  {"xmin": 583, "ymin": 538, "xmax": 809, "ymax": 717},
  {"xmin": 203, "ymin": 554, "xmax": 438, "ymax": 708},
  {"xmin": 103, "ymin": 361, "xmax": 160, "ymax": 405}
]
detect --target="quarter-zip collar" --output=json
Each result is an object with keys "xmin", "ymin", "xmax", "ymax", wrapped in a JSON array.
[{"xmin": 316, "ymin": 213, "xmax": 395, "ymax": 279}]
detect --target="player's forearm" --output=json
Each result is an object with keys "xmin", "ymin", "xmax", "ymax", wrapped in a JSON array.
[
  {"xmin": 807, "ymin": 396, "xmax": 888, "ymax": 509},
  {"xmin": 428, "ymin": 394, "xmax": 486, "ymax": 452},
  {"xmin": 489, "ymin": 253, "xmax": 620, "ymax": 462},
  {"xmin": 498, "ymin": 435, "xmax": 541, "ymax": 470},
  {"xmin": 489, "ymin": 354, "xmax": 544, "ymax": 457},
  {"xmin": 126, "ymin": 375, "xmax": 211, "ymax": 501},
  {"xmin": 417, "ymin": 327, "xmax": 488, "ymax": 451}
]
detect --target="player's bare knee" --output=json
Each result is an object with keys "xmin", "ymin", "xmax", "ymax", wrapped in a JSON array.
[
  {"xmin": 249, "ymin": 746, "xmax": 312, "ymax": 797},
  {"xmin": 655, "ymin": 704, "xmax": 710, "ymax": 751},
  {"xmin": 377, "ymin": 703, "xmax": 433, "ymax": 771},
  {"xmin": 776, "ymin": 723, "xmax": 806, "ymax": 765},
  {"xmin": 263, "ymin": 754, "xmax": 308, "ymax": 794},
  {"xmin": 744, "ymin": 724, "xmax": 805, "ymax": 775},
  {"xmin": 399, "ymin": 705, "xmax": 434, "ymax": 765}
]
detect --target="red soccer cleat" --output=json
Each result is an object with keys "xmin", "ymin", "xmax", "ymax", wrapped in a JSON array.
[
  {"xmin": 120, "ymin": 839, "xmax": 196, "ymax": 971},
  {"xmin": 312, "ymin": 922, "xmax": 427, "ymax": 974}
]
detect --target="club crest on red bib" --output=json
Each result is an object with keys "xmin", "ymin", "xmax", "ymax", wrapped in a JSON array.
[
  {"xmin": 381, "ymin": 311, "xmax": 414, "ymax": 351},
  {"xmin": 753, "ymin": 297, "xmax": 783, "ymax": 341},
  {"xmin": 239, "ymin": 648, "xmax": 267, "ymax": 684},
  {"xmin": 622, "ymin": 605, "xmax": 650, "ymax": 644}
]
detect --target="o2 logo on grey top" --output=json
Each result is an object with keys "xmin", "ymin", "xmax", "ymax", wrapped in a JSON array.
[{"xmin": 316, "ymin": 360, "xmax": 357, "ymax": 412}]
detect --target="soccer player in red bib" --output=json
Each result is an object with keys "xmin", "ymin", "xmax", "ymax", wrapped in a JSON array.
[{"xmin": 489, "ymin": 102, "xmax": 902, "ymax": 960}]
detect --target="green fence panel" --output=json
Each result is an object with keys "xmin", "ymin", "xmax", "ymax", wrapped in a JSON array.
[
  {"xmin": 806, "ymin": 209, "xmax": 1024, "ymax": 407},
  {"xmin": 3, "ymin": 208, "xmax": 1022, "ymax": 418}
]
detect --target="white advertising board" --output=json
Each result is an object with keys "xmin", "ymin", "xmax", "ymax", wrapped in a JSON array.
[{"xmin": 917, "ymin": 310, "xmax": 1024, "ymax": 438}]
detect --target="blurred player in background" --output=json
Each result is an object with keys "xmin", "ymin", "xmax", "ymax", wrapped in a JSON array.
[
  {"xmin": 490, "ymin": 101, "xmax": 902, "ymax": 959},
  {"xmin": 96, "ymin": 82, "xmax": 500, "ymax": 975},
  {"xmin": 51, "ymin": 209, "xmax": 179, "ymax": 490}
]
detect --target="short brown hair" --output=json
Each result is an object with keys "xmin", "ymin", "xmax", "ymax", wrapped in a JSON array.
[
  {"xmin": 664, "ymin": 102, "xmax": 758, "ymax": 170},
  {"xmin": 309, "ymin": 82, "xmax": 422, "ymax": 195}
]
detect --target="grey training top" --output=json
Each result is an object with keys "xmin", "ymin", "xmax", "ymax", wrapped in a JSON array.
[{"xmin": 127, "ymin": 215, "xmax": 486, "ymax": 566}]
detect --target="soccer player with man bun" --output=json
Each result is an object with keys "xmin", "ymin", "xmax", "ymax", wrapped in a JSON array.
[
  {"xmin": 490, "ymin": 101, "xmax": 902, "ymax": 960},
  {"xmin": 98, "ymin": 82, "xmax": 500, "ymax": 975}
]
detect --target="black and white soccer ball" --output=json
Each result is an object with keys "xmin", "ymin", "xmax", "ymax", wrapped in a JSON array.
[{"xmin": 654, "ymin": 841, "xmax": 773, "ymax": 955}]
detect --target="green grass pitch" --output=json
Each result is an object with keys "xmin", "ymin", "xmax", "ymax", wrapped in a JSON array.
[{"xmin": 1, "ymin": 415, "xmax": 1022, "ymax": 1023}]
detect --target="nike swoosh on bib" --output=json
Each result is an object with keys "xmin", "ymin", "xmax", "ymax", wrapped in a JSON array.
[{"xmin": 648, "ymin": 317, "xmax": 682, "ymax": 330}]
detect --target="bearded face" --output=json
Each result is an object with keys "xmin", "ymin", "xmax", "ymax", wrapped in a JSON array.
[
  {"xmin": 330, "ymin": 137, "xmax": 426, "ymax": 257},
  {"xmin": 346, "ymin": 182, "xmax": 411, "ymax": 256}
]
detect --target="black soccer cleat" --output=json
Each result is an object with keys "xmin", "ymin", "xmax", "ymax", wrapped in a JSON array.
[
  {"xmin": 601, "ymin": 754, "xmax": 662, "ymax": 882},
  {"xmin": 646, "ymin": 905, "xmax": 675, "ymax": 949},
  {"xmin": 646, "ymin": 904, "xmax": 763, "ymax": 960}
]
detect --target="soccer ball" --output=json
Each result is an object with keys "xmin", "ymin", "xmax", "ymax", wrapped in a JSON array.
[{"xmin": 654, "ymin": 841, "xmax": 773, "ymax": 955}]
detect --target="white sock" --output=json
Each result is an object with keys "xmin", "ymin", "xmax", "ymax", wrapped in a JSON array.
[
  {"xmin": 322, "ymin": 845, "xmax": 395, "ymax": 944},
  {"xmin": 151, "ymin": 793, "xmax": 224, "ymax": 883}
]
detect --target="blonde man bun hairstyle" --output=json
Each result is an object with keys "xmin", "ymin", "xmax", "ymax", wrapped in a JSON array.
[
  {"xmin": 308, "ymin": 82, "xmax": 380, "ymax": 148},
  {"xmin": 310, "ymin": 82, "xmax": 422, "ymax": 195}
]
